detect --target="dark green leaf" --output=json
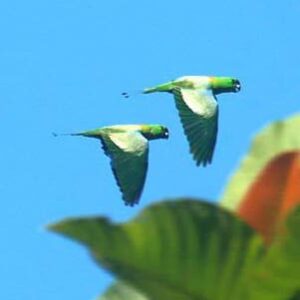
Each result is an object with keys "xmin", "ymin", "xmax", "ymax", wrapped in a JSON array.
[{"xmin": 244, "ymin": 207, "xmax": 300, "ymax": 300}]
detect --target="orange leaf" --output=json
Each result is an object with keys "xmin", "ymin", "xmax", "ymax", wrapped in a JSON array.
[{"xmin": 237, "ymin": 152, "xmax": 300, "ymax": 244}]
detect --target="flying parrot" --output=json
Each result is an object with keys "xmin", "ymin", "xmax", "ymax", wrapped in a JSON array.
[
  {"xmin": 58, "ymin": 124, "xmax": 169, "ymax": 206},
  {"xmin": 141, "ymin": 76, "xmax": 241, "ymax": 166}
]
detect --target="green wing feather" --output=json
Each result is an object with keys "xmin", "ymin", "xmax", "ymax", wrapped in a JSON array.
[
  {"xmin": 173, "ymin": 88, "xmax": 218, "ymax": 166},
  {"xmin": 100, "ymin": 131, "xmax": 149, "ymax": 206}
]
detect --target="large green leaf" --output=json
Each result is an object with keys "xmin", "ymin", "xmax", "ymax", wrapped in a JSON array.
[
  {"xmin": 99, "ymin": 281, "xmax": 148, "ymax": 300},
  {"xmin": 221, "ymin": 114, "xmax": 300, "ymax": 211},
  {"xmin": 48, "ymin": 199, "xmax": 262, "ymax": 300}
]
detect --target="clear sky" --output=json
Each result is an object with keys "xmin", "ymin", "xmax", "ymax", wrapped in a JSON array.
[{"xmin": 1, "ymin": 0, "xmax": 299, "ymax": 299}]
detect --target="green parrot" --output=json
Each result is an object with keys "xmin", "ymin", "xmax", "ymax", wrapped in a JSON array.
[
  {"xmin": 59, "ymin": 124, "xmax": 169, "ymax": 206},
  {"xmin": 142, "ymin": 76, "xmax": 241, "ymax": 166}
]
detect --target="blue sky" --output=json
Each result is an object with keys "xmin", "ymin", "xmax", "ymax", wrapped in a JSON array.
[{"xmin": 1, "ymin": 0, "xmax": 299, "ymax": 299}]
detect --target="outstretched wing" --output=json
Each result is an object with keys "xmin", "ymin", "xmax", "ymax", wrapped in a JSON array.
[
  {"xmin": 100, "ymin": 131, "xmax": 149, "ymax": 206},
  {"xmin": 173, "ymin": 88, "xmax": 219, "ymax": 166}
]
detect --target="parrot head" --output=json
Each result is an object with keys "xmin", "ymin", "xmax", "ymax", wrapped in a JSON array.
[
  {"xmin": 141, "ymin": 125, "xmax": 169, "ymax": 140},
  {"xmin": 211, "ymin": 77, "xmax": 241, "ymax": 95}
]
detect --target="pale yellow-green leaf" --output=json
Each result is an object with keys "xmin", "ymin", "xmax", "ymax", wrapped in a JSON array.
[{"xmin": 99, "ymin": 282, "xmax": 148, "ymax": 300}]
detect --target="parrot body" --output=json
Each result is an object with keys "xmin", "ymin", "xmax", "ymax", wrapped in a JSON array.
[
  {"xmin": 69, "ymin": 124, "xmax": 169, "ymax": 206},
  {"xmin": 143, "ymin": 76, "xmax": 241, "ymax": 166}
]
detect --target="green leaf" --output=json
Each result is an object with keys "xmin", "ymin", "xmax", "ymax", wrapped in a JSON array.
[
  {"xmin": 244, "ymin": 207, "xmax": 300, "ymax": 300},
  {"xmin": 221, "ymin": 114, "xmax": 300, "ymax": 211},
  {"xmin": 48, "ymin": 199, "xmax": 262, "ymax": 300},
  {"xmin": 99, "ymin": 281, "xmax": 148, "ymax": 300}
]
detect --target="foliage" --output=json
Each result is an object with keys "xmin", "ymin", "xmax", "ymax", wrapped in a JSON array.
[
  {"xmin": 237, "ymin": 152, "xmax": 300, "ymax": 243},
  {"xmin": 221, "ymin": 115, "xmax": 300, "ymax": 210},
  {"xmin": 49, "ymin": 200, "xmax": 262, "ymax": 300}
]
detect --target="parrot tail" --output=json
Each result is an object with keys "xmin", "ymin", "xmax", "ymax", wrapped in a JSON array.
[
  {"xmin": 52, "ymin": 132, "xmax": 83, "ymax": 137},
  {"xmin": 143, "ymin": 81, "xmax": 174, "ymax": 94}
]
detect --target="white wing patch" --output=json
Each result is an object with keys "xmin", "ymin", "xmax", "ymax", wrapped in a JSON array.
[
  {"xmin": 109, "ymin": 132, "xmax": 147, "ymax": 155},
  {"xmin": 179, "ymin": 89, "xmax": 218, "ymax": 117}
]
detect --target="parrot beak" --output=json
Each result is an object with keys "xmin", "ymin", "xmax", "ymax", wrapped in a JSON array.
[
  {"xmin": 234, "ymin": 80, "xmax": 241, "ymax": 92},
  {"xmin": 164, "ymin": 128, "xmax": 169, "ymax": 139}
]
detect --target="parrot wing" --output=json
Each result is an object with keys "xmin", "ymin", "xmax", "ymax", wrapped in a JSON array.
[
  {"xmin": 173, "ymin": 87, "xmax": 218, "ymax": 166},
  {"xmin": 100, "ymin": 131, "xmax": 149, "ymax": 206}
]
